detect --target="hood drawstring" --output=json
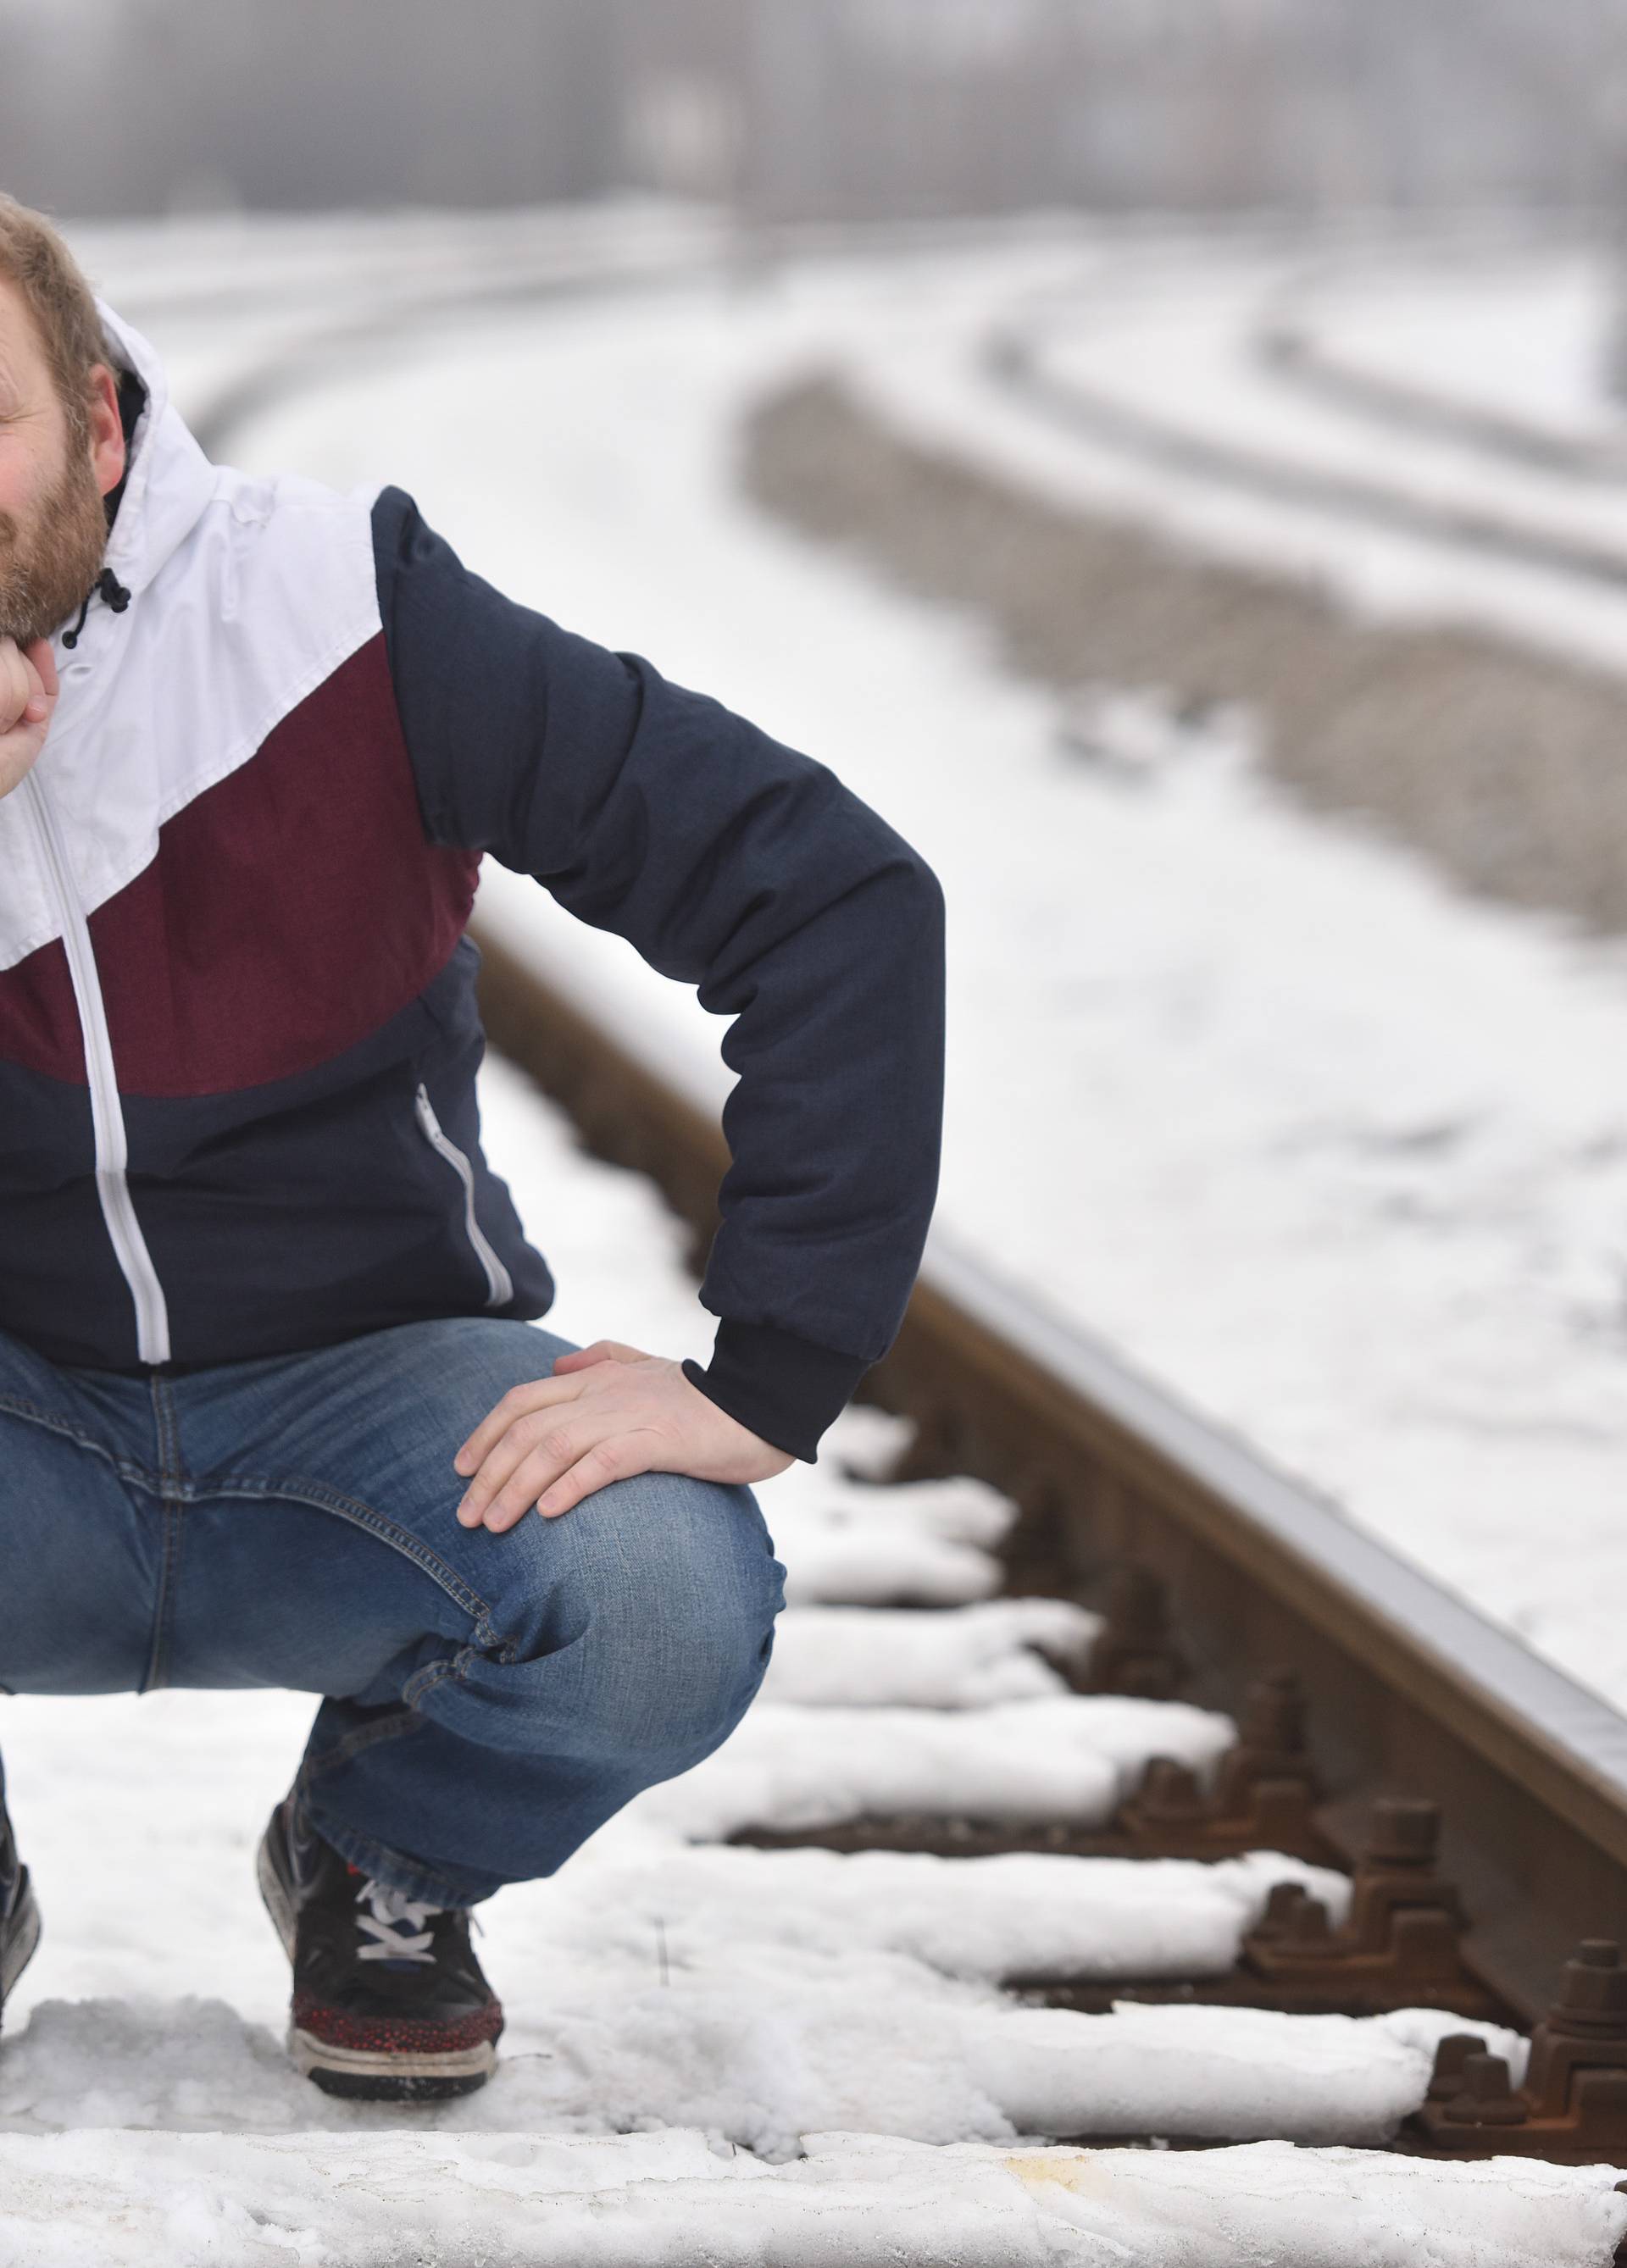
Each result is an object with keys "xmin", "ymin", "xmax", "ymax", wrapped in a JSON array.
[{"xmin": 62, "ymin": 567, "xmax": 132, "ymax": 652}]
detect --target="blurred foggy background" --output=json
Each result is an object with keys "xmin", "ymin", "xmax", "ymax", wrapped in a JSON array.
[{"xmin": 4, "ymin": 0, "xmax": 1627, "ymax": 225}]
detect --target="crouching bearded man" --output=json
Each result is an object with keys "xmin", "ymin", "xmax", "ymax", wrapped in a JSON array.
[{"xmin": 0, "ymin": 195, "xmax": 946, "ymax": 2100}]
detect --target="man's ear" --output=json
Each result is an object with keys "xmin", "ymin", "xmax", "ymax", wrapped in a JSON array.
[{"xmin": 86, "ymin": 363, "xmax": 125, "ymax": 500}]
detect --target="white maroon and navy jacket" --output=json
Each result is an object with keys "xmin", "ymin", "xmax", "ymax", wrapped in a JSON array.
[{"xmin": 0, "ymin": 305, "xmax": 947, "ymax": 1461}]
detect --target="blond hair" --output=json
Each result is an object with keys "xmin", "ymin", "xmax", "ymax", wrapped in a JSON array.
[{"xmin": 0, "ymin": 195, "xmax": 114, "ymax": 452}]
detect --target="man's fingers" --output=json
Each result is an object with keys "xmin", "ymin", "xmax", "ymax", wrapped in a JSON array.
[
  {"xmin": 534, "ymin": 1434, "xmax": 655, "ymax": 1519},
  {"xmin": 460, "ymin": 1417, "xmax": 630, "ymax": 1532},
  {"xmin": 455, "ymin": 1402, "xmax": 609, "ymax": 1528},
  {"xmin": 0, "ymin": 642, "xmax": 29, "ymax": 729},
  {"xmin": 456, "ymin": 1419, "xmax": 550, "ymax": 1527},
  {"xmin": 452, "ymin": 1373, "xmax": 582, "ymax": 1477},
  {"xmin": 24, "ymin": 639, "xmax": 58, "ymax": 703},
  {"xmin": 0, "ymin": 640, "xmax": 56, "ymax": 733},
  {"xmin": 451, "ymin": 1347, "xmax": 664, "ymax": 1528},
  {"xmin": 551, "ymin": 1339, "xmax": 648, "ymax": 1372}
]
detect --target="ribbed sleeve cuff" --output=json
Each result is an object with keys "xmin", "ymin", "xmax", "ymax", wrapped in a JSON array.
[{"xmin": 681, "ymin": 1318, "xmax": 874, "ymax": 1463}]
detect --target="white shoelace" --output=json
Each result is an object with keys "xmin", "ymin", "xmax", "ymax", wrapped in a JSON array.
[{"xmin": 353, "ymin": 1877, "xmax": 439, "ymax": 1965}]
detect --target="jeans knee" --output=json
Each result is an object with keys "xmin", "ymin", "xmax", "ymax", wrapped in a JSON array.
[
  {"xmin": 485, "ymin": 1470, "xmax": 785, "ymax": 1764},
  {"xmin": 586, "ymin": 1479, "xmax": 783, "ymax": 1757}
]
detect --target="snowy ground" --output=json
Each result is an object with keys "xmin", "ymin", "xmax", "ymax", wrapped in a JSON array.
[
  {"xmin": 90, "ymin": 214, "xmax": 1627, "ymax": 1710},
  {"xmin": 1279, "ymin": 245, "xmax": 1627, "ymax": 452},
  {"xmin": 9, "ymin": 2132, "xmax": 1627, "ymax": 2268},
  {"xmin": 3, "ymin": 1053, "xmax": 1613, "ymax": 2264},
  {"xmin": 1012, "ymin": 242, "xmax": 1627, "ymax": 563}
]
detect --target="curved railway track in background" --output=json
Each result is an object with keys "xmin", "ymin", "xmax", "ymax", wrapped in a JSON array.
[
  {"xmin": 1255, "ymin": 243, "xmax": 1627, "ymax": 488},
  {"xmin": 158, "ymin": 216, "xmax": 1627, "ymax": 2197},
  {"xmin": 982, "ymin": 243, "xmax": 1627, "ymax": 596},
  {"xmin": 1258, "ymin": 319, "xmax": 1627, "ymax": 490}
]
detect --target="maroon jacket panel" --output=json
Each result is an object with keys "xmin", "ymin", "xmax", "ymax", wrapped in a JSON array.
[{"xmin": 0, "ymin": 635, "xmax": 480, "ymax": 1098}]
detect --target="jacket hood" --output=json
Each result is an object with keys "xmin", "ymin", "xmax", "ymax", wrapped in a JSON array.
[{"xmin": 92, "ymin": 300, "xmax": 217, "ymax": 605}]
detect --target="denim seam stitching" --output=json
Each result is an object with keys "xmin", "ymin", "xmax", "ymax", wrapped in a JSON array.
[
  {"xmin": 0, "ymin": 1395, "xmax": 492, "ymax": 1630},
  {"xmin": 0, "ymin": 1391, "xmax": 164, "ymax": 1494},
  {"xmin": 142, "ymin": 1374, "xmax": 187, "ymax": 1694},
  {"xmin": 299, "ymin": 1707, "xmax": 427, "ymax": 1778},
  {"xmin": 402, "ymin": 1655, "xmax": 464, "ymax": 1709},
  {"xmin": 196, "ymin": 1477, "xmax": 496, "ymax": 1628}
]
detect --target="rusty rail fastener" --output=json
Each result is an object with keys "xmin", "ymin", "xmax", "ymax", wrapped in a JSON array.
[
  {"xmin": 1241, "ymin": 1799, "xmax": 1497, "ymax": 2016},
  {"xmin": 1115, "ymin": 1670, "xmax": 1327, "ymax": 1860},
  {"xmin": 1414, "ymin": 1941, "xmax": 1627, "ymax": 2161}
]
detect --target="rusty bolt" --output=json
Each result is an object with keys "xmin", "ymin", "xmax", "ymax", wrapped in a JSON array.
[
  {"xmin": 1428, "ymin": 2034, "xmax": 1488, "ymax": 2102},
  {"xmin": 1550, "ymin": 1941, "xmax": 1627, "ymax": 2035},
  {"xmin": 1285, "ymin": 1894, "xmax": 1334, "ymax": 1946},
  {"xmin": 1253, "ymin": 1882, "xmax": 1311, "ymax": 1943},
  {"xmin": 1445, "ymin": 2053, "xmax": 1527, "ymax": 2127},
  {"xmin": 1138, "ymin": 1757, "xmax": 1201, "ymax": 1807}
]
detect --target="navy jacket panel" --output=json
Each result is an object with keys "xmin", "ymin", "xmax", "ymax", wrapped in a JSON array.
[{"xmin": 372, "ymin": 485, "xmax": 947, "ymax": 1461}]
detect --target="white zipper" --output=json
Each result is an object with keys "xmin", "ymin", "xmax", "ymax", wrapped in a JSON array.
[
  {"xmin": 414, "ymin": 1082, "xmax": 514, "ymax": 1308},
  {"xmin": 20, "ymin": 770, "xmax": 172, "ymax": 1364}
]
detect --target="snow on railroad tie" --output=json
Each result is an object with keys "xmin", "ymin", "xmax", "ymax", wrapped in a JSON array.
[
  {"xmin": 0, "ymin": 1959, "xmax": 1512, "ymax": 2160},
  {"xmin": 3, "ymin": 2127, "xmax": 1621, "ymax": 2268},
  {"xmin": 474, "ymin": 1840, "xmax": 1353, "ymax": 1989},
  {"xmin": 761, "ymin": 1599, "xmax": 1102, "ymax": 1706},
  {"xmin": 636, "ymin": 1694, "xmax": 1236, "ymax": 1843},
  {"xmin": 770, "ymin": 1468, "xmax": 1018, "ymax": 1608}
]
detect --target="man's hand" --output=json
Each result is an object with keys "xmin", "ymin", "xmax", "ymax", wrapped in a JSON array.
[
  {"xmin": 452, "ymin": 1338, "xmax": 797, "ymax": 1528},
  {"xmin": 0, "ymin": 637, "xmax": 58, "ymax": 800}
]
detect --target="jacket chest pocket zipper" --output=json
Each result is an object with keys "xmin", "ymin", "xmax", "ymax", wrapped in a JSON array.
[{"xmin": 414, "ymin": 1083, "xmax": 514, "ymax": 1308}]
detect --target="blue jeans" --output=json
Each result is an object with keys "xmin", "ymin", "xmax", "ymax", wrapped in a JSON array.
[{"xmin": 0, "ymin": 1317, "xmax": 785, "ymax": 1905}]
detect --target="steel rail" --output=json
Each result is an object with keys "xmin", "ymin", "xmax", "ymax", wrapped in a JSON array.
[
  {"xmin": 1252, "ymin": 235, "xmax": 1627, "ymax": 487},
  {"xmin": 473, "ymin": 924, "xmax": 1627, "ymax": 2029},
  {"xmin": 981, "ymin": 313, "xmax": 1627, "ymax": 596},
  {"xmin": 1258, "ymin": 321, "xmax": 1627, "ymax": 487}
]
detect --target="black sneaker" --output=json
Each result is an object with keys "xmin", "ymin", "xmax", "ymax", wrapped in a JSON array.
[
  {"xmin": 0, "ymin": 1759, "xmax": 41, "ymax": 2035},
  {"xmin": 256, "ymin": 1789, "xmax": 503, "ymax": 2101}
]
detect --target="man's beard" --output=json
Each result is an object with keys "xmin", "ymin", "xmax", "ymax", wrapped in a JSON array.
[{"xmin": 0, "ymin": 443, "xmax": 110, "ymax": 648}]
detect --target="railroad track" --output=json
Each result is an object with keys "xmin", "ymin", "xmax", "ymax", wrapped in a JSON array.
[
  {"xmin": 1255, "ymin": 242, "xmax": 1627, "ymax": 488},
  {"xmin": 982, "ymin": 250, "xmax": 1627, "ymax": 596},
  {"xmin": 475, "ymin": 922, "xmax": 1627, "ymax": 2179},
  {"xmin": 1258, "ymin": 318, "xmax": 1627, "ymax": 490}
]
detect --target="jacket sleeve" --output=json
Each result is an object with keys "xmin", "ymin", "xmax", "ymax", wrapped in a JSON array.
[{"xmin": 371, "ymin": 485, "xmax": 946, "ymax": 1462}]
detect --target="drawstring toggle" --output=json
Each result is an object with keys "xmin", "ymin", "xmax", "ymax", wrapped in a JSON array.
[{"xmin": 62, "ymin": 567, "xmax": 132, "ymax": 651}]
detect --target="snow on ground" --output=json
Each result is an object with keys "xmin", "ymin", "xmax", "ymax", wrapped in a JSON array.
[
  {"xmin": 640, "ymin": 1694, "xmax": 1235, "ymax": 1842},
  {"xmin": 0, "ymin": 1050, "xmax": 1562, "ymax": 2259},
  {"xmin": 769, "ymin": 1471, "xmax": 1019, "ymax": 1608},
  {"xmin": 762, "ymin": 1599, "xmax": 1100, "ymax": 1705},
  {"xmin": 8, "ymin": 2130, "xmax": 1625, "ymax": 2268},
  {"xmin": 1287, "ymin": 246, "xmax": 1627, "ymax": 449},
  {"xmin": 154, "ymin": 230, "xmax": 1627, "ymax": 1707},
  {"xmin": 506, "ymin": 1843, "xmax": 1353, "ymax": 1988},
  {"xmin": 841, "ymin": 233, "xmax": 1627, "ymax": 671},
  {"xmin": 1024, "ymin": 246, "xmax": 1627, "ymax": 552}
]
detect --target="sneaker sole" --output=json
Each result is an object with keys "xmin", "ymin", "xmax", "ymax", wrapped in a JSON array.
[
  {"xmin": 258, "ymin": 1825, "xmax": 497, "ymax": 2101},
  {"xmin": 0, "ymin": 1875, "xmax": 42, "ymax": 2021},
  {"xmin": 289, "ymin": 2025, "xmax": 497, "ymax": 2099}
]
